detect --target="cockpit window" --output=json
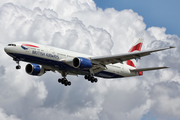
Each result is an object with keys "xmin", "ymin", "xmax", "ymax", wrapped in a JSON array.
[{"xmin": 8, "ymin": 44, "xmax": 16, "ymax": 46}]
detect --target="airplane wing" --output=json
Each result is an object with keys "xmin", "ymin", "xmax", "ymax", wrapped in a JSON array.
[{"xmin": 90, "ymin": 46, "xmax": 175, "ymax": 65}]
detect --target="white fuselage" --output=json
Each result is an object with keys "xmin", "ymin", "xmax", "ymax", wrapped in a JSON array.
[{"xmin": 4, "ymin": 41, "xmax": 139, "ymax": 78}]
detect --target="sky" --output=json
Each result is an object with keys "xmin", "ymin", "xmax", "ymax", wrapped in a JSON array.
[
  {"xmin": 94, "ymin": 0, "xmax": 180, "ymax": 37},
  {"xmin": 0, "ymin": 0, "xmax": 180, "ymax": 120}
]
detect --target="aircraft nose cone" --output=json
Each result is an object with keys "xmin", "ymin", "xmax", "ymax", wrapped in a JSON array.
[{"xmin": 4, "ymin": 46, "xmax": 8, "ymax": 53}]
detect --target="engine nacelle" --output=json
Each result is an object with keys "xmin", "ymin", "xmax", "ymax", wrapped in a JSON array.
[
  {"xmin": 25, "ymin": 63, "xmax": 45, "ymax": 76},
  {"xmin": 73, "ymin": 57, "xmax": 92, "ymax": 69}
]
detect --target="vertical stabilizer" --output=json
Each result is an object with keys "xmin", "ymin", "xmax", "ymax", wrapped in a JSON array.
[{"xmin": 126, "ymin": 38, "xmax": 144, "ymax": 68}]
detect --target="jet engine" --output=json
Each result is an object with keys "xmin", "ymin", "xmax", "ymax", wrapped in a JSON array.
[
  {"xmin": 25, "ymin": 63, "xmax": 45, "ymax": 76},
  {"xmin": 73, "ymin": 57, "xmax": 92, "ymax": 69}
]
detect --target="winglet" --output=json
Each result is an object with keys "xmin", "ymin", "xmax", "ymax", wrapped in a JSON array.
[{"xmin": 169, "ymin": 46, "xmax": 175, "ymax": 48}]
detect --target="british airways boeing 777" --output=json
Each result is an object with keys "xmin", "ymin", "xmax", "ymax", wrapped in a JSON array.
[{"xmin": 4, "ymin": 38, "xmax": 174, "ymax": 86}]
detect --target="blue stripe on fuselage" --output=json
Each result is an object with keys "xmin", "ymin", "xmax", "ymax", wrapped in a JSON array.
[{"xmin": 8, "ymin": 53, "xmax": 124, "ymax": 78}]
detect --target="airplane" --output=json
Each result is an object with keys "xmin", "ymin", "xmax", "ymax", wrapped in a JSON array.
[{"xmin": 4, "ymin": 38, "xmax": 174, "ymax": 86}]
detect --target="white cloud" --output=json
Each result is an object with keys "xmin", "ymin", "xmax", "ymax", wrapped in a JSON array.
[
  {"xmin": 73, "ymin": 8, "xmax": 146, "ymax": 54},
  {"xmin": 148, "ymin": 82, "xmax": 180, "ymax": 120},
  {"xmin": 0, "ymin": 0, "xmax": 180, "ymax": 120},
  {"xmin": 0, "ymin": 108, "xmax": 20, "ymax": 120}
]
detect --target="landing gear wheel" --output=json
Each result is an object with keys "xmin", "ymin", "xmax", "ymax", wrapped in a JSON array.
[
  {"xmin": 94, "ymin": 78, "xmax": 98, "ymax": 82},
  {"xmin": 68, "ymin": 81, "xmax": 71, "ymax": 86},
  {"xmin": 84, "ymin": 75, "xmax": 98, "ymax": 83},
  {"xmin": 88, "ymin": 76, "xmax": 93, "ymax": 81},
  {"xmin": 16, "ymin": 65, "xmax": 21, "ymax": 69},
  {"xmin": 58, "ymin": 78, "xmax": 71, "ymax": 86},
  {"xmin": 58, "ymin": 79, "xmax": 62, "ymax": 83},
  {"xmin": 84, "ymin": 75, "xmax": 88, "ymax": 79}
]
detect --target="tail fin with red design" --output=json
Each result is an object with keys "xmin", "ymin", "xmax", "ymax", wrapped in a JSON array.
[{"xmin": 126, "ymin": 38, "xmax": 144, "ymax": 68}]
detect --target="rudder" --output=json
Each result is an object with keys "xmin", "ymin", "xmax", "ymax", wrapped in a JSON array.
[{"xmin": 126, "ymin": 38, "xmax": 144, "ymax": 68}]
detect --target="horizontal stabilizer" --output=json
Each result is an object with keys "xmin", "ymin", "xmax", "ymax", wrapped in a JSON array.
[{"xmin": 130, "ymin": 66, "xmax": 168, "ymax": 72}]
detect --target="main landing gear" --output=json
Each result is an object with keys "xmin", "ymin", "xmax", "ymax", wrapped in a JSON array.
[
  {"xmin": 58, "ymin": 78, "xmax": 71, "ymax": 86},
  {"xmin": 58, "ymin": 75, "xmax": 98, "ymax": 86},
  {"xmin": 58, "ymin": 72, "xmax": 71, "ymax": 86},
  {"xmin": 84, "ymin": 75, "xmax": 98, "ymax": 83}
]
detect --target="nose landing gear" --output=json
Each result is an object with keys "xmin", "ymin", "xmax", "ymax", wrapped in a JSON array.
[
  {"xmin": 14, "ymin": 58, "xmax": 21, "ymax": 69},
  {"xmin": 16, "ymin": 65, "xmax": 21, "ymax": 69}
]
